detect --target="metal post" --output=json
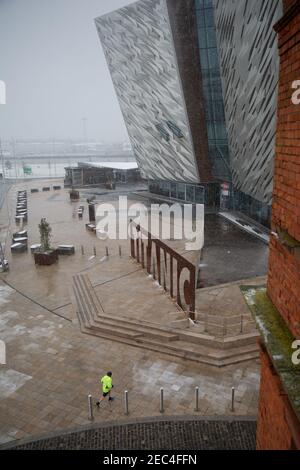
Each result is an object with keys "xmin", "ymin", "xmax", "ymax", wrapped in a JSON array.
[
  {"xmin": 204, "ymin": 313, "xmax": 208, "ymax": 333},
  {"xmin": 195, "ymin": 386, "xmax": 199, "ymax": 412},
  {"xmin": 93, "ymin": 246, "xmax": 96, "ymax": 256},
  {"xmin": 231, "ymin": 387, "xmax": 235, "ymax": 412},
  {"xmin": 88, "ymin": 394, "xmax": 94, "ymax": 420},
  {"xmin": 160, "ymin": 387, "xmax": 164, "ymax": 413},
  {"xmin": 81, "ymin": 245, "xmax": 84, "ymax": 255},
  {"xmin": 223, "ymin": 317, "xmax": 227, "ymax": 336},
  {"xmin": 106, "ymin": 246, "xmax": 109, "ymax": 257},
  {"xmin": 240, "ymin": 314, "xmax": 243, "ymax": 334},
  {"xmin": 186, "ymin": 305, "xmax": 191, "ymax": 318},
  {"xmin": 124, "ymin": 390, "xmax": 129, "ymax": 415},
  {"xmin": 119, "ymin": 245, "xmax": 122, "ymax": 257}
]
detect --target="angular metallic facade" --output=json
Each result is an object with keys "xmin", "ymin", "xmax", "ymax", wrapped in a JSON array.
[
  {"xmin": 95, "ymin": 0, "xmax": 283, "ymax": 225},
  {"xmin": 213, "ymin": 0, "xmax": 283, "ymax": 204},
  {"xmin": 95, "ymin": 0, "xmax": 211, "ymax": 184}
]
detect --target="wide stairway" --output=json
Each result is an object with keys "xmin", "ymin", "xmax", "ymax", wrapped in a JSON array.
[{"xmin": 72, "ymin": 273, "xmax": 259, "ymax": 367}]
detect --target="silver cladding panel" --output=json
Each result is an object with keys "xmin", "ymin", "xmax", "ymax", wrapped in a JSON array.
[
  {"xmin": 213, "ymin": 0, "xmax": 283, "ymax": 203},
  {"xmin": 95, "ymin": 0, "xmax": 200, "ymax": 183}
]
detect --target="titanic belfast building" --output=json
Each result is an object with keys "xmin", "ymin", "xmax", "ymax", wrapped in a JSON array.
[{"xmin": 95, "ymin": 0, "xmax": 283, "ymax": 227}]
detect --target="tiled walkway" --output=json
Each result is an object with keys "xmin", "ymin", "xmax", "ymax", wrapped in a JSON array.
[{"xmin": 0, "ymin": 181, "xmax": 261, "ymax": 446}]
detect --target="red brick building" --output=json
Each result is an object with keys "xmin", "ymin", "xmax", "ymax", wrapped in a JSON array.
[{"xmin": 243, "ymin": 0, "xmax": 300, "ymax": 450}]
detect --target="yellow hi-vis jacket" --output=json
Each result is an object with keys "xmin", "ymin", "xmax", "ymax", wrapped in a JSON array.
[{"xmin": 101, "ymin": 375, "xmax": 113, "ymax": 393}]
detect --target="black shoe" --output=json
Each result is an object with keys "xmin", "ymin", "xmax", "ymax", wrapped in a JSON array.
[
  {"xmin": 108, "ymin": 397, "xmax": 115, "ymax": 402},
  {"xmin": 96, "ymin": 401, "xmax": 100, "ymax": 407}
]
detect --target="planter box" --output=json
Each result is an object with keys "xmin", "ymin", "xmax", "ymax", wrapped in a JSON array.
[
  {"xmin": 34, "ymin": 250, "xmax": 58, "ymax": 265},
  {"xmin": 53, "ymin": 186, "xmax": 61, "ymax": 190},
  {"xmin": 31, "ymin": 189, "xmax": 39, "ymax": 193},
  {"xmin": 42, "ymin": 187, "xmax": 50, "ymax": 192}
]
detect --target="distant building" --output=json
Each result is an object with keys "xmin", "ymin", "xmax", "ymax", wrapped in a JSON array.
[
  {"xmin": 95, "ymin": 0, "xmax": 283, "ymax": 226},
  {"xmin": 64, "ymin": 162, "xmax": 141, "ymax": 188}
]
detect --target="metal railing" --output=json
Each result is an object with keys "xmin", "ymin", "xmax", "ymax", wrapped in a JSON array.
[
  {"xmin": 188, "ymin": 310, "xmax": 257, "ymax": 337},
  {"xmin": 130, "ymin": 220, "xmax": 196, "ymax": 319}
]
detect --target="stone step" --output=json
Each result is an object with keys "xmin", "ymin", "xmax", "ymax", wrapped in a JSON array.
[
  {"xmin": 73, "ymin": 274, "xmax": 180, "ymax": 342},
  {"xmin": 73, "ymin": 275, "xmax": 97, "ymax": 323},
  {"xmin": 73, "ymin": 281, "xmax": 92, "ymax": 328},
  {"xmin": 175, "ymin": 328, "xmax": 259, "ymax": 349},
  {"xmin": 92, "ymin": 315, "xmax": 180, "ymax": 342},
  {"xmin": 77, "ymin": 316, "xmax": 259, "ymax": 367},
  {"xmin": 79, "ymin": 274, "xmax": 104, "ymax": 313},
  {"xmin": 89, "ymin": 323, "xmax": 143, "ymax": 340},
  {"xmin": 72, "ymin": 273, "xmax": 259, "ymax": 366}
]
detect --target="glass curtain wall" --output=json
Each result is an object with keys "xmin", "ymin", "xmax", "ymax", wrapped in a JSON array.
[{"xmin": 195, "ymin": 0, "xmax": 231, "ymax": 182}]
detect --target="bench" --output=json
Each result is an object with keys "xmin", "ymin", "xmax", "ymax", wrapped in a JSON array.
[
  {"xmin": 11, "ymin": 243, "xmax": 27, "ymax": 253},
  {"xmin": 30, "ymin": 244, "xmax": 41, "ymax": 253},
  {"xmin": 85, "ymin": 223, "xmax": 96, "ymax": 233},
  {"xmin": 57, "ymin": 245, "xmax": 75, "ymax": 255}
]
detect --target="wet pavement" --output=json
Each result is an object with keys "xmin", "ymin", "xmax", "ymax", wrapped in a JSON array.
[
  {"xmin": 0, "ymin": 179, "xmax": 263, "ymax": 446},
  {"xmin": 200, "ymin": 214, "xmax": 268, "ymax": 287}
]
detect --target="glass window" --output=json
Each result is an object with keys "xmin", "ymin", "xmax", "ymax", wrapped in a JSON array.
[
  {"xmin": 199, "ymin": 51, "xmax": 209, "ymax": 70},
  {"xmin": 177, "ymin": 183, "xmax": 185, "ymax": 200},
  {"xmin": 195, "ymin": 0, "xmax": 204, "ymax": 9},
  {"xmin": 197, "ymin": 13, "xmax": 205, "ymax": 29},
  {"xmin": 206, "ymin": 28, "xmax": 217, "ymax": 48},
  {"xmin": 186, "ymin": 185, "xmax": 195, "ymax": 202},
  {"xmin": 207, "ymin": 124, "xmax": 215, "ymax": 141},
  {"xmin": 214, "ymin": 123, "xmax": 227, "ymax": 140},
  {"xmin": 195, "ymin": 186, "xmax": 204, "ymax": 203},
  {"xmin": 170, "ymin": 182, "xmax": 177, "ymax": 199},
  {"xmin": 204, "ymin": 8, "xmax": 215, "ymax": 28},
  {"xmin": 198, "ymin": 28, "xmax": 207, "ymax": 49}
]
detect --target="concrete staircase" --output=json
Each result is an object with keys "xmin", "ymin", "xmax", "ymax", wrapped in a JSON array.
[{"xmin": 72, "ymin": 273, "xmax": 259, "ymax": 367}]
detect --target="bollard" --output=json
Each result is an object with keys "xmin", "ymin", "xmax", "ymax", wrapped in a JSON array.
[
  {"xmin": 231, "ymin": 387, "xmax": 235, "ymax": 412},
  {"xmin": 81, "ymin": 245, "xmax": 84, "ymax": 255},
  {"xmin": 119, "ymin": 245, "xmax": 122, "ymax": 257},
  {"xmin": 106, "ymin": 246, "xmax": 109, "ymax": 257},
  {"xmin": 93, "ymin": 246, "xmax": 96, "ymax": 256},
  {"xmin": 88, "ymin": 394, "xmax": 94, "ymax": 420},
  {"xmin": 204, "ymin": 313, "xmax": 208, "ymax": 333},
  {"xmin": 160, "ymin": 387, "xmax": 164, "ymax": 413},
  {"xmin": 195, "ymin": 386, "xmax": 199, "ymax": 412},
  {"xmin": 124, "ymin": 390, "xmax": 129, "ymax": 415},
  {"xmin": 240, "ymin": 315, "xmax": 243, "ymax": 334},
  {"xmin": 223, "ymin": 317, "xmax": 227, "ymax": 336}
]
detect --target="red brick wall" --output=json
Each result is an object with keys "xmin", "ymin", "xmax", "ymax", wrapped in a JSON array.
[
  {"xmin": 256, "ymin": 342, "xmax": 294, "ymax": 450},
  {"xmin": 283, "ymin": 0, "xmax": 298, "ymax": 11},
  {"xmin": 267, "ymin": 3, "xmax": 300, "ymax": 337}
]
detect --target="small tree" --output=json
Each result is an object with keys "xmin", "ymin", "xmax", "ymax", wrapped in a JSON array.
[{"xmin": 39, "ymin": 218, "xmax": 52, "ymax": 252}]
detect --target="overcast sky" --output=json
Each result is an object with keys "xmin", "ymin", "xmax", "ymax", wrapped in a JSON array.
[{"xmin": 0, "ymin": 0, "xmax": 136, "ymax": 143}]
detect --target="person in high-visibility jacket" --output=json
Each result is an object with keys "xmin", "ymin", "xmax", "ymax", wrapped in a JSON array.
[{"xmin": 96, "ymin": 371, "xmax": 114, "ymax": 407}]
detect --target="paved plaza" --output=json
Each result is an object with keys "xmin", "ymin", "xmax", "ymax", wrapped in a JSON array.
[{"xmin": 0, "ymin": 180, "xmax": 263, "ymax": 446}]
